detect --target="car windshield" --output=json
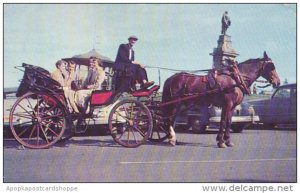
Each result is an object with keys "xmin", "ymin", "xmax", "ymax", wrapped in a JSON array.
[{"xmin": 273, "ymin": 88, "xmax": 290, "ymax": 99}]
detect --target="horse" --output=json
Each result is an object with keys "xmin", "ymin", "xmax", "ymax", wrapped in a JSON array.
[{"xmin": 161, "ymin": 51, "xmax": 280, "ymax": 148}]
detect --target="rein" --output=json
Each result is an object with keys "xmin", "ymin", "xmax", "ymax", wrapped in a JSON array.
[
  {"xmin": 230, "ymin": 64, "xmax": 251, "ymax": 95},
  {"xmin": 145, "ymin": 66, "xmax": 211, "ymax": 73},
  {"xmin": 255, "ymin": 79, "xmax": 270, "ymax": 88},
  {"xmin": 256, "ymin": 84, "xmax": 271, "ymax": 88},
  {"xmin": 147, "ymin": 60, "xmax": 271, "ymax": 95}
]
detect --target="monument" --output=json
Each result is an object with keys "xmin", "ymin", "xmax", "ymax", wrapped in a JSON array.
[{"xmin": 210, "ymin": 11, "xmax": 239, "ymax": 69}]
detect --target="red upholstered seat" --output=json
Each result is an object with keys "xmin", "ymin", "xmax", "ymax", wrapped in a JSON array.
[
  {"xmin": 91, "ymin": 91, "xmax": 113, "ymax": 105},
  {"xmin": 131, "ymin": 85, "xmax": 160, "ymax": 97}
]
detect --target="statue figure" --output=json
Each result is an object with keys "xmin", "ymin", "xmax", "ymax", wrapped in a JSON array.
[{"xmin": 221, "ymin": 11, "xmax": 231, "ymax": 35}]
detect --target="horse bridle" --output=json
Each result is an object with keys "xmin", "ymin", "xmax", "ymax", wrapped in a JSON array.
[{"xmin": 261, "ymin": 59, "xmax": 275, "ymax": 84}]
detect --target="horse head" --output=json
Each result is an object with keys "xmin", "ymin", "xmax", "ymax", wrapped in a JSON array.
[{"xmin": 260, "ymin": 51, "xmax": 281, "ymax": 88}]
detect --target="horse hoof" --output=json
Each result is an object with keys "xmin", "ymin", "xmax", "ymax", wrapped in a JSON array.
[
  {"xmin": 217, "ymin": 142, "xmax": 227, "ymax": 148},
  {"xmin": 226, "ymin": 141, "xmax": 234, "ymax": 147},
  {"xmin": 169, "ymin": 139, "xmax": 176, "ymax": 146}
]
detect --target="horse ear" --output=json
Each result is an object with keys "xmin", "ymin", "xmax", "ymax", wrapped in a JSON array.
[{"xmin": 263, "ymin": 51, "xmax": 269, "ymax": 59}]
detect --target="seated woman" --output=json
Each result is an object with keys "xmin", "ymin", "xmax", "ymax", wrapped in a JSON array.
[
  {"xmin": 51, "ymin": 60, "xmax": 81, "ymax": 114},
  {"xmin": 75, "ymin": 57, "xmax": 105, "ymax": 114},
  {"xmin": 51, "ymin": 60, "xmax": 68, "ymax": 87},
  {"xmin": 65, "ymin": 60, "xmax": 80, "ymax": 114}
]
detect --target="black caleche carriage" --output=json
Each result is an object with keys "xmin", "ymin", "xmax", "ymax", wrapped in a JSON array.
[{"xmin": 9, "ymin": 63, "xmax": 169, "ymax": 149}]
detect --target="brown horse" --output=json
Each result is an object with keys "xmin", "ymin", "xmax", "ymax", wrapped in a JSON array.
[{"xmin": 162, "ymin": 52, "xmax": 280, "ymax": 148}]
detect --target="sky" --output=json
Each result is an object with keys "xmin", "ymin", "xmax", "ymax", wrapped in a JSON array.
[{"xmin": 3, "ymin": 3, "xmax": 297, "ymax": 89}]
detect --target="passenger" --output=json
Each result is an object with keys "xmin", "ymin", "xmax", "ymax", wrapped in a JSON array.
[
  {"xmin": 51, "ymin": 60, "xmax": 79, "ymax": 114},
  {"xmin": 51, "ymin": 60, "xmax": 68, "ymax": 86},
  {"xmin": 75, "ymin": 57, "xmax": 105, "ymax": 114},
  {"xmin": 65, "ymin": 60, "xmax": 80, "ymax": 114},
  {"xmin": 252, "ymin": 84, "xmax": 257, "ymax": 95},
  {"xmin": 66, "ymin": 60, "xmax": 77, "ymax": 88},
  {"xmin": 114, "ymin": 35, "xmax": 154, "ymax": 92}
]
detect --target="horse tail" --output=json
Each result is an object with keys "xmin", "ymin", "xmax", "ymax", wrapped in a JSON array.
[
  {"xmin": 162, "ymin": 77, "xmax": 171, "ymax": 103},
  {"xmin": 161, "ymin": 75, "xmax": 175, "ymax": 127},
  {"xmin": 162, "ymin": 73, "xmax": 180, "ymax": 103},
  {"xmin": 161, "ymin": 73, "xmax": 186, "ymax": 119}
]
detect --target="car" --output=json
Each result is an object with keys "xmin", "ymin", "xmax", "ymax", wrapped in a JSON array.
[
  {"xmin": 174, "ymin": 102, "xmax": 259, "ymax": 133},
  {"xmin": 247, "ymin": 83, "xmax": 296, "ymax": 127}
]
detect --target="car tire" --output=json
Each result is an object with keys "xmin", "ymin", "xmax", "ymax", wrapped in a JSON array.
[
  {"xmin": 190, "ymin": 117, "xmax": 207, "ymax": 134},
  {"xmin": 231, "ymin": 123, "xmax": 251, "ymax": 133},
  {"xmin": 264, "ymin": 123, "xmax": 276, "ymax": 129}
]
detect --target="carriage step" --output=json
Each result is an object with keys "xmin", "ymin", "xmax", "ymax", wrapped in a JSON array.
[{"xmin": 131, "ymin": 85, "xmax": 160, "ymax": 97}]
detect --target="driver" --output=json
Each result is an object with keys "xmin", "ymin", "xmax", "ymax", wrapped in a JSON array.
[{"xmin": 114, "ymin": 35, "xmax": 154, "ymax": 92}]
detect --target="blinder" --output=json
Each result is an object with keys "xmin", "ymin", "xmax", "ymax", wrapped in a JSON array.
[
  {"xmin": 262, "ymin": 60, "xmax": 274, "ymax": 73},
  {"xmin": 261, "ymin": 61, "xmax": 276, "ymax": 82},
  {"xmin": 265, "ymin": 62, "xmax": 275, "ymax": 71}
]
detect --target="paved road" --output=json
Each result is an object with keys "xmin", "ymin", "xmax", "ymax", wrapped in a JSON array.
[{"xmin": 3, "ymin": 129, "xmax": 296, "ymax": 182}]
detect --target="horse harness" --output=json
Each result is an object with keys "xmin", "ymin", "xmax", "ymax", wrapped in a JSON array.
[
  {"xmin": 175, "ymin": 64, "xmax": 251, "ymax": 97},
  {"xmin": 225, "ymin": 64, "xmax": 251, "ymax": 95}
]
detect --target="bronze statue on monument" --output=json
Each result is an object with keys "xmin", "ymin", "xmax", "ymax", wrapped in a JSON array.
[
  {"xmin": 210, "ymin": 11, "xmax": 238, "ymax": 69},
  {"xmin": 221, "ymin": 11, "xmax": 231, "ymax": 35}
]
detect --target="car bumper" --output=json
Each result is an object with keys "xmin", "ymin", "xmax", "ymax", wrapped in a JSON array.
[{"xmin": 209, "ymin": 115, "xmax": 260, "ymax": 123}]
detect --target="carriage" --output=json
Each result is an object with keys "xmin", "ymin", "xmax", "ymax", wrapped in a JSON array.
[
  {"xmin": 9, "ymin": 52, "xmax": 280, "ymax": 149},
  {"xmin": 9, "ymin": 63, "xmax": 169, "ymax": 149}
]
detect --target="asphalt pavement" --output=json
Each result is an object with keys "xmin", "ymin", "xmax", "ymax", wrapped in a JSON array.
[{"xmin": 3, "ymin": 128, "xmax": 296, "ymax": 183}]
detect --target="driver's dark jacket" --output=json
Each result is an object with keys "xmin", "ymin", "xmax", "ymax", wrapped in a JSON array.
[{"xmin": 114, "ymin": 43, "xmax": 134, "ymax": 71}]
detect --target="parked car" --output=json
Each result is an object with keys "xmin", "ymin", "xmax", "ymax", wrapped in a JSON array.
[
  {"xmin": 174, "ymin": 102, "xmax": 259, "ymax": 133},
  {"xmin": 247, "ymin": 83, "xmax": 296, "ymax": 127}
]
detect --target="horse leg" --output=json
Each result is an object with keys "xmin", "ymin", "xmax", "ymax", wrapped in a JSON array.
[
  {"xmin": 164, "ymin": 105, "xmax": 177, "ymax": 146},
  {"xmin": 217, "ymin": 100, "xmax": 235, "ymax": 148},
  {"xmin": 169, "ymin": 105, "xmax": 179, "ymax": 146},
  {"xmin": 169, "ymin": 124, "xmax": 176, "ymax": 146},
  {"xmin": 216, "ymin": 108, "xmax": 227, "ymax": 148},
  {"xmin": 224, "ymin": 108, "xmax": 235, "ymax": 147}
]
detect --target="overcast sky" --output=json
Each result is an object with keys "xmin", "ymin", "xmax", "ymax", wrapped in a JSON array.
[{"xmin": 3, "ymin": 3, "xmax": 296, "ymax": 88}]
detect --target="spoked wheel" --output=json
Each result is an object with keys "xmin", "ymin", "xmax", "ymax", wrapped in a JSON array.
[
  {"xmin": 9, "ymin": 92, "xmax": 66, "ymax": 149},
  {"xmin": 108, "ymin": 99, "xmax": 153, "ymax": 148},
  {"xmin": 148, "ymin": 121, "xmax": 169, "ymax": 142}
]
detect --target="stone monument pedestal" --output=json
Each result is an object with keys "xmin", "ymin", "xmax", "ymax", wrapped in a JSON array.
[{"xmin": 210, "ymin": 35, "xmax": 239, "ymax": 69}]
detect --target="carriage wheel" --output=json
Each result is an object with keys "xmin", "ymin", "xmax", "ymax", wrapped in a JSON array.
[
  {"xmin": 148, "ymin": 121, "xmax": 169, "ymax": 142},
  {"xmin": 9, "ymin": 92, "xmax": 66, "ymax": 149},
  {"xmin": 108, "ymin": 99, "xmax": 153, "ymax": 148}
]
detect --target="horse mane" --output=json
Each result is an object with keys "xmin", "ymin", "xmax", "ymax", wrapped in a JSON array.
[
  {"xmin": 238, "ymin": 58, "xmax": 263, "ymax": 65},
  {"xmin": 237, "ymin": 57, "xmax": 265, "ymax": 74}
]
